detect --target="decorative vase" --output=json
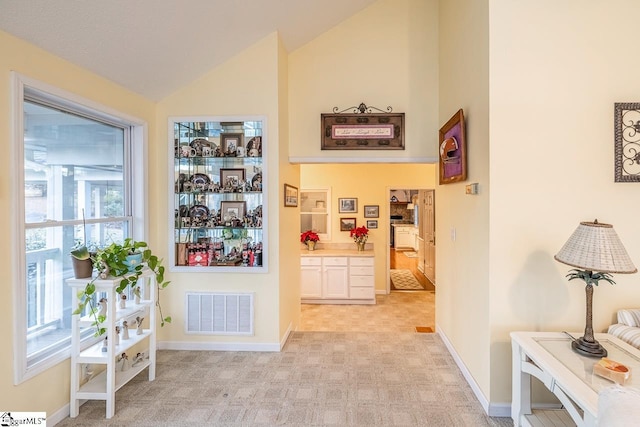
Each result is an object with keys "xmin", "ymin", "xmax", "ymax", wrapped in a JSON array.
[
  {"xmin": 124, "ymin": 253, "xmax": 143, "ymax": 271},
  {"xmin": 307, "ymin": 241, "xmax": 316, "ymax": 251},
  {"xmin": 356, "ymin": 242, "xmax": 366, "ymax": 251},
  {"xmin": 71, "ymin": 257, "xmax": 93, "ymax": 279}
]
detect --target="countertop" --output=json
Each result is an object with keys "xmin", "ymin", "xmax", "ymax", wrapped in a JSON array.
[
  {"xmin": 391, "ymin": 223, "xmax": 417, "ymax": 228},
  {"xmin": 300, "ymin": 249, "xmax": 374, "ymax": 257}
]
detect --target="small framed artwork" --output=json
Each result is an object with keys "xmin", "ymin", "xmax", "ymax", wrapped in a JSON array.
[
  {"xmin": 363, "ymin": 205, "xmax": 379, "ymax": 218},
  {"xmin": 614, "ymin": 103, "xmax": 640, "ymax": 182},
  {"xmin": 220, "ymin": 168, "xmax": 246, "ymax": 188},
  {"xmin": 221, "ymin": 133, "xmax": 244, "ymax": 156},
  {"xmin": 366, "ymin": 220, "xmax": 378, "ymax": 229},
  {"xmin": 284, "ymin": 183, "xmax": 298, "ymax": 207},
  {"xmin": 439, "ymin": 108, "xmax": 467, "ymax": 184},
  {"xmin": 340, "ymin": 217, "xmax": 356, "ymax": 231},
  {"xmin": 338, "ymin": 197, "xmax": 358, "ymax": 213},
  {"xmin": 220, "ymin": 201, "xmax": 247, "ymax": 220}
]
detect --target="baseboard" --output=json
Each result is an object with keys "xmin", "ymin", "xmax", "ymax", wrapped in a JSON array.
[
  {"xmin": 436, "ymin": 325, "xmax": 511, "ymax": 418},
  {"xmin": 280, "ymin": 322, "xmax": 293, "ymax": 349},
  {"xmin": 47, "ymin": 402, "xmax": 71, "ymax": 425},
  {"xmin": 158, "ymin": 340, "xmax": 281, "ymax": 352}
]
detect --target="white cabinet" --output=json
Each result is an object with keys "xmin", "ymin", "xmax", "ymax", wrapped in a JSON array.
[
  {"xmin": 67, "ymin": 269, "xmax": 157, "ymax": 419},
  {"xmin": 394, "ymin": 225, "xmax": 414, "ymax": 249},
  {"xmin": 301, "ymin": 255, "xmax": 375, "ymax": 304},
  {"xmin": 349, "ymin": 257, "xmax": 375, "ymax": 300}
]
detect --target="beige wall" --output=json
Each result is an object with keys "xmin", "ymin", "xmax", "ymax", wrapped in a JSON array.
[
  {"xmin": 288, "ymin": 0, "xmax": 439, "ymax": 162},
  {"xmin": 487, "ymin": 0, "xmax": 640, "ymax": 405},
  {"xmin": 300, "ymin": 163, "xmax": 436, "ymax": 291},
  {"xmin": 0, "ymin": 30, "xmax": 156, "ymax": 414},
  {"xmin": 437, "ymin": 0, "xmax": 491, "ymax": 402},
  {"xmin": 156, "ymin": 32, "xmax": 299, "ymax": 346}
]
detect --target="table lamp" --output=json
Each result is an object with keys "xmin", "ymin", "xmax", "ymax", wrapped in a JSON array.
[{"xmin": 554, "ymin": 220, "xmax": 637, "ymax": 357}]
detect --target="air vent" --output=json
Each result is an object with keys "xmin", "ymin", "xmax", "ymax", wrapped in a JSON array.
[{"xmin": 185, "ymin": 292, "xmax": 254, "ymax": 335}]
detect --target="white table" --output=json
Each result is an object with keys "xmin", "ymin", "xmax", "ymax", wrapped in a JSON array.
[{"xmin": 511, "ymin": 332, "xmax": 640, "ymax": 427}]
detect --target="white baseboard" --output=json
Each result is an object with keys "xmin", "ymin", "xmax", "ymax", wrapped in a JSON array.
[
  {"xmin": 158, "ymin": 340, "xmax": 281, "ymax": 352},
  {"xmin": 280, "ymin": 322, "xmax": 293, "ymax": 349},
  {"xmin": 436, "ymin": 325, "xmax": 511, "ymax": 418},
  {"xmin": 48, "ymin": 402, "xmax": 71, "ymax": 425}
]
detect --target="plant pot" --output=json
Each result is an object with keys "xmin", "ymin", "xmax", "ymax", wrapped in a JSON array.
[
  {"xmin": 124, "ymin": 253, "xmax": 143, "ymax": 272},
  {"xmin": 356, "ymin": 242, "xmax": 366, "ymax": 251},
  {"xmin": 307, "ymin": 241, "xmax": 316, "ymax": 251},
  {"xmin": 71, "ymin": 257, "xmax": 93, "ymax": 279}
]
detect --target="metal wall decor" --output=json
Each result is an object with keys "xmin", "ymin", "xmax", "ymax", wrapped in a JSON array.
[
  {"xmin": 614, "ymin": 103, "xmax": 640, "ymax": 182},
  {"xmin": 321, "ymin": 102, "xmax": 405, "ymax": 150}
]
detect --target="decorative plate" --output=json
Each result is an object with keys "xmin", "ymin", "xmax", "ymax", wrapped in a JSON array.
[
  {"xmin": 189, "ymin": 205, "xmax": 210, "ymax": 219},
  {"xmin": 190, "ymin": 173, "xmax": 210, "ymax": 185},
  {"xmin": 190, "ymin": 138, "xmax": 210, "ymax": 149}
]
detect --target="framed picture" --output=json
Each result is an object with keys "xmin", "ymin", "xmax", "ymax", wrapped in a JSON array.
[
  {"xmin": 220, "ymin": 168, "xmax": 246, "ymax": 188},
  {"xmin": 366, "ymin": 220, "xmax": 378, "ymax": 229},
  {"xmin": 614, "ymin": 103, "xmax": 640, "ymax": 182},
  {"xmin": 284, "ymin": 183, "xmax": 298, "ymax": 207},
  {"xmin": 340, "ymin": 217, "xmax": 356, "ymax": 231},
  {"xmin": 439, "ymin": 109, "xmax": 467, "ymax": 184},
  {"xmin": 338, "ymin": 197, "xmax": 357, "ymax": 213},
  {"xmin": 363, "ymin": 205, "xmax": 379, "ymax": 218},
  {"xmin": 321, "ymin": 111, "xmax": 405, "ymax": 150},
  {"xmin": 220, "ymin": 133, "xmax": 243, "ymax": 155},
  {"xmin": 220, "ymin": 201, "xmax": 246, "ymax": 220}
]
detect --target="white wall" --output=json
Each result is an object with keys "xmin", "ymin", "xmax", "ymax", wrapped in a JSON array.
[
  {"xmin": 288, "ymin": 0, "xmax": 439, "ymax": 162},
  {"xmin": 489, "ymin": 0, "xmax": 640, "ymax": 404}
]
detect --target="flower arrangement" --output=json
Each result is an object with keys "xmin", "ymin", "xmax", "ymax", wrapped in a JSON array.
[
  {"xmin": 350, "ymin": 226, "xmax": 369, "ymax": 244},
  {"xmin": 300, "ymin": 230, "xmax": 320, "ymax": 245}
]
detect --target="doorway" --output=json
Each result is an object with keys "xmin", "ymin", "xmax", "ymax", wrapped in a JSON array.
[{"xmin": 388, "ymin": 188, "xmax": 435, "ymax": 292}]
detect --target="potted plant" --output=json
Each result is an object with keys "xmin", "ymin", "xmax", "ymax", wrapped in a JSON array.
[
  {"xmin": 73, "ymin": 238, "xmax": 171, "ymax": 336},
  {"xmin": 70, "ymin": 210, "xmax": 94, "ymax": 278},
  {"xmin": 300, "ymin": 230, "xmax": 320, "ymax": 251},
  {"xmin": 350, "ymin": 226, "xmax": 369, "ymax": 251}
]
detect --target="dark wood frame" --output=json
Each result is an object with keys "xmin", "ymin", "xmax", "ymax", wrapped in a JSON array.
[
  {"xmin": 321, "ymin": 113, "xmax": 405, "ymax": 150},
  {"xmin": 220, "ymin": 168, "xmax": 246, "ymax": 188},
  {"xmin": 220, "ymin": 133, "xmax": 244, "ymax": 155},
  {"xmin": 439, "ymin": 109, "xmax": 467, "ymax": 184},
  {"xmin": 363, "ymin": 205, "xmax": 379, "ymax": 218},
  {"xmin": 338, "ymin": 197, "xmax": 358, "ymax": 213},
  {"xmin": 220, "ymin": 201, "xmax": 247, "ymax": 221},
  {"xmin": 284, "ymin": 183, "xmax": 298, "ymax": 207},
  {"xmin": 366, "ymin": 220, "xmax": 378, "ymax": 229},
  {"xmin": 340, "ymin": 217, "xmax": 356, "ymax": 231},
  {"xmin": 614, "ymin": 103, "xmax": 640, "ymax": 182}
]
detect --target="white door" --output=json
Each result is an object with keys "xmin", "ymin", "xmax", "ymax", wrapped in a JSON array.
[{"xmin": 424, "ymin": 190, "xmax": 435, "ymax": 284}]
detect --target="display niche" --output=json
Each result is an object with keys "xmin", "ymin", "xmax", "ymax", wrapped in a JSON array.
[{"xmin": 170, "ymin": 118, "xmax": 266, "ymax": 271}]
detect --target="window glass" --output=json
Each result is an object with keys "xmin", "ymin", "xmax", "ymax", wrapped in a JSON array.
[
  {"xmin": 300, "ymin": 189, "xmax": 330, "ymax": 240},
  {"xmin": 21, "ymin": 98, "xmax": 132, "ymax": 372}
]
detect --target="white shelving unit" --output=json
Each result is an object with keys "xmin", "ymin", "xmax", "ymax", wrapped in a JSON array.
[{"xmin": 67, "ymin": 269, "xmax": 157, "ymax": 419}]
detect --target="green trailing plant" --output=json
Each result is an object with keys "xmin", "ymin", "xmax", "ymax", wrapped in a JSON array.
[
  {"xmin": 565, "ymin": 269, "xmax": 616, "ymax": 287},
  {"xmin": 73, "ymin": 238, "xmax": 172, "ymax": 336}
]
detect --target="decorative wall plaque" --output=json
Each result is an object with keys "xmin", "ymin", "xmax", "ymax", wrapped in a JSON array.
[
  {"xmin": 321, "ymin": 103, "xmax": 405, "ymax": 150},
  {"xmin": 614, "ymin": 103, "xmax": 640, "ymax": 182}
]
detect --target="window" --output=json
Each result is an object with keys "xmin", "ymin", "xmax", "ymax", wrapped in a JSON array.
[
  {"xmin": 300, "ymin": 188, "xmax": 331, "ymax": 241},
  {"xmin": 12, "ymin": 74, "xmax": 146, "ymax": 383}
]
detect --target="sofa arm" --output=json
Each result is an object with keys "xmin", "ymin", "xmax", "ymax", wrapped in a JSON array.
[{"xmin": 608, "ymin": 323, "xmax": 640, "ymax": 349}]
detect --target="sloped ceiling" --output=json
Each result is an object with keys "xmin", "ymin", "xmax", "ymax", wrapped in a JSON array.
[{"xmin": 0, "ymin": 0, "xmax": 377, "ymax": 100}]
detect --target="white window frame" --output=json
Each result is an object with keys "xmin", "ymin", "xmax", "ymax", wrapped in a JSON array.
[
  {"xmin": 300, "ymin": 188, "xmax": 332, "ymax": 241},
  {"xmin": 11, "ymin": 73, "xmax": 148, "ymax": 384}
]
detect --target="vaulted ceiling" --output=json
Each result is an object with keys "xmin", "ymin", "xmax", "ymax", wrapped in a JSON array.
[{"xmin": 0, "ymin": 0, "xmax": 377, "ymax": 100}]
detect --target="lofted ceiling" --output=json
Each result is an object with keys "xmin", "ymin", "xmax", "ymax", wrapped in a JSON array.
[{"xmin": 0, "ymin": 0, "xmax": 377, "ymax": 101}]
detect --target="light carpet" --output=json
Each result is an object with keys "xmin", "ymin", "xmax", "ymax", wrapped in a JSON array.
[
  {"xmin": 56, "ymin": 332, "xmax": 512, "ymax": 426},
  {"xmin": 390, "ymin": 269, "xmax": 424, "ymax": 290},
  {"xmin": 403, "ymin": 251, "xmax": 418, "ymax": 258}
]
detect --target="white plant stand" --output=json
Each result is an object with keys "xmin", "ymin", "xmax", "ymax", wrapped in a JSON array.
[{"xmin": 67, "ymin": 268, "xmax": 157, "ymax": 419}]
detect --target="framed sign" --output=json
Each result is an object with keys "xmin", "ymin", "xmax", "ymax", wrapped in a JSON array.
[
  {"xmin": 614, "ymin": 103, "xmax": 640, "ymax": 182},
  {"xmin": 439, "ymin": 109, "xmax": 467, "ymax": 184},
  {"xmin": 321, "ymin": 113, "xmax": 404, "ymax": 150}
]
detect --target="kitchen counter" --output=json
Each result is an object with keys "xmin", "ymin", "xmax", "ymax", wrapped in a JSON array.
[{"xmin": 300, "ymin": 249, "xmax": 374, "ymax": 257}]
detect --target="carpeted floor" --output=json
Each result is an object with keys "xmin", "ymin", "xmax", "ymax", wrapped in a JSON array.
[
  {"xmin": 56, "ymin": 332, "xmax": 512, "ymax": 426},
  {"xmin": 390, "ymin": 269, "xmax": 424, "ymax": 290}
]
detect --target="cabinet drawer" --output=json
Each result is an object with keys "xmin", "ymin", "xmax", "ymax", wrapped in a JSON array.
[
  {"xmin": 350, "ymin": 286, "xmax": 375, "ymax": 299},
  {"xmin": 350, "ymin": 275, "xmax": 374, "ymax": 287},
  {"xmin": 301, "ymin": 257, "xmax": 322, "ymax": 266},
  {"xmin": 350, "ymin": 266, "xmax": 374, "ymax": 276},
  {"xmin": 323, "ymin": 257, "xmax": 348, "ymax": 266},
  {"xmin": 349, "ymin": 257, "xmax": 374, "ymax": 266}
]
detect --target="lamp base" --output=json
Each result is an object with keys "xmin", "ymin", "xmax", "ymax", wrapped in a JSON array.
[{"xmin": 572, "ymin": 337, "xmax": 607, "ymax": 358}]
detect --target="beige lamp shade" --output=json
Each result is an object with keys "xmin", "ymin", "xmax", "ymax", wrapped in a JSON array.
[{"xmin": 554, "ymin": 220, "xmax": 637, "ymax": 274}]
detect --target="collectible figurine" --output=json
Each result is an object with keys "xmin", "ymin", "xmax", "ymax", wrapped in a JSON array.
[
  {"xmin": 119, "ymin": 293, "xmax": 127, "ymax": 309},
  {"xmin": 135, "ymin": 316, "xmax": 144, "ymax": 335},
  {"xmin": 121, "ymin": 320, "xmax": 129, "ymax": 340},
  {"xmin": 98, "ymin": 297, "xmax": 107, "ymax": 317}
]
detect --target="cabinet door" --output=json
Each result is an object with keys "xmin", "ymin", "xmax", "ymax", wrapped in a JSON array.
[
  {"xmin": 395, "ymin": 227, "xmax": 412, "ymax": 248},
  {"xmin": 324, "ymin": 266, "xmax": 349, "ymax": 298},
  {"xmin": 301, "ymin": 266, "xmax": 322, "ymax": 298}
]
